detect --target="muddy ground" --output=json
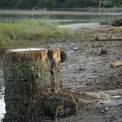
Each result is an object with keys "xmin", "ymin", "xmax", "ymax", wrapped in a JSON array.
[
  {"xmin": 49, "ymin": 41, "xmax": 122, "ymax": 122},
  {"xmin": 0, "ymin": 41, "xmax": 122, "ymax": 122},
  {"xmin": 45, "ymin": 41, "xmax": 122, "ymax": 91}
]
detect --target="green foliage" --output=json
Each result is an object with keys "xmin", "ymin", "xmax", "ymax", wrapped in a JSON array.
[{"xmin": 0, "ymin": 0, "xmax": 121, "ymax": 9}]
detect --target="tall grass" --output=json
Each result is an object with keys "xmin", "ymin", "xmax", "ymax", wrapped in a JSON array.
[{"xmin": 0, "ymin": 19, "xmax": 74, "ymax": 48}]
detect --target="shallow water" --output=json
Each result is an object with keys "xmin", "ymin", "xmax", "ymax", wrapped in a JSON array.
[
  {"xmin": 0, "ymin": 87, "xmax": 5, "ymax": 122},
  {"xmin": 0, "ymin": 11, "xmax": 121, "ymax": 24}
]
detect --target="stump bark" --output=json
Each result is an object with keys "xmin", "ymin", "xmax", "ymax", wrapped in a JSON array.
[{"xmin": 3, "ymin": 48, "xmax": 77, "ymax": 122}]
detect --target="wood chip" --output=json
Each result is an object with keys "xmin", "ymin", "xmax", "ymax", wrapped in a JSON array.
[{"xmin": 110, "ymin": 61, "xmax": 122, "ymax": 67}]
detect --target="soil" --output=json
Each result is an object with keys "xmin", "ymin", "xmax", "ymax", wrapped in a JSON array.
[
  {"xmin": 0, "ymin": 40, "xmax": 122, "ymax": 121},
  {"xmin": 48, "ymin": 41, "xmax": 122, "ymax": 122}
]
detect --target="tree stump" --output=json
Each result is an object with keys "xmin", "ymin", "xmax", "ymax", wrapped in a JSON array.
[
  {"xmin": 2, "ymin": 48, "xmax": 77, "ymax": 122},
  {"xmin": 112, "ymin": 18, "xmax": 122, "ymax": 26}
]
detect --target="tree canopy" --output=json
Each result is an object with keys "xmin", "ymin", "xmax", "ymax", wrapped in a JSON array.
[{"xmin": 0, "ymin": 0, "xmax": 121, "ymax": 9}]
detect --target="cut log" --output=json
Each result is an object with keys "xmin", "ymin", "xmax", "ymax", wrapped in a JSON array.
[
  {"xmin": 95, "ymin": 37, "xmax": 122, "ymax": 41},
  {"xmin": 2, "ymin": 48, "xmax": 68, "ymax": 122}
]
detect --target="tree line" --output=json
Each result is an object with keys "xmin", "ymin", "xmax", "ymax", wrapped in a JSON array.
[{"xmin": 0, "ymin": 0, "xmax": 121, "ymax": 9}]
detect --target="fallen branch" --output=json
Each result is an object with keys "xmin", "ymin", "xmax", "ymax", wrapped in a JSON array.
[{"xmin": 95, "ymin": 37, "xmax": 122, "ymax": 41}]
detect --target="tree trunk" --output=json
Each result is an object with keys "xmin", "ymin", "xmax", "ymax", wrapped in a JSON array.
[
  {"xmin": 95, "ymin": 37, "xmax": 122, "ymax": 41},
  {"xmin": 2, "ymin": 48, "xmax": 69, "ymax": 122}
]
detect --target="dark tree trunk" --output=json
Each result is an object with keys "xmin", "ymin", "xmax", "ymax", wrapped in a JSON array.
[{"xmin": 2, "ymin": 48, "xmax": 79, "ymax": 122}]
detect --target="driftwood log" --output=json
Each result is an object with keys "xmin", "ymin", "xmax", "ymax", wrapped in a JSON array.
[
  {"xmin": 95, "ymin": 37, "xmax": 122, "ymax": 41},
  {"xmin": 2, "ymin": 48, "xmax": 79, "ymax": 122}
]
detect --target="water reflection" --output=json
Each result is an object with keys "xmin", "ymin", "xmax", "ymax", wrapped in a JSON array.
[
  {"xmin": 0, "ymin": 12, "xmax": 121, "ymax": 24},
  {"xmin": 0, "ymin": 87, "xmax": 5, "ymax": 121}
]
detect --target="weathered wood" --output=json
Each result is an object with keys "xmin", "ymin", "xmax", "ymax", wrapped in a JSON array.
[
  {"xmin": 4, "ymin": 48, "xmax": 64, "ymax": 92},
  {"xmin": 95, "ymin": 37, "xmax": 122, "ymax": 41},
  {"xmin": 0, "ymin": 48, "xmax": 7, "ymax": 69},
  {"xmin": 2, "ymin": 48, "xmax": 68, "ymax": 122},
  {"xmin": 110, "ymin": 61, "xmax": 122, "ymax": 67},
  {"xmin": 43, "ymin": 92, "xmax": 77, "ymax": 119}
]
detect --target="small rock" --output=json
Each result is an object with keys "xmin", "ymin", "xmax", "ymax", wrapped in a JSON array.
[
  {"xmin": 100, "ymin": 102, "xmax": 104, "ymax": 104},
  {"xmin": 100, "ymin": 110, "xmax": 105, "ymax": 113},
  {"xmin": 79, "ymin": 67, "xmax": 85, "ymax": 71},
  {"xmin": 101, "ymin": 107, "xmax": 109, "ymax": 113},
  {"xmin": 104, "ymin": 107, "xmax": 109, "ymax": 111},
  {"xmin": 73, "ymin": 47, "xmax": 79, "ymax": 51},
  {"xmin": 98, "ymin": 47, "xmax": 108, "ymax": 56}
]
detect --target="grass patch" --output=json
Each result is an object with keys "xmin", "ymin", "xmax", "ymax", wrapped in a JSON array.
[
  {"xmin": 0, "ymin": 19, "xmax": 74, "ymax": 48},
  {"xmin": 75, "ymin": 29, "xmax": 95, "ymax": 41},
  {"xmin": 1, "ymin": 19, "xmax": 121, "ymax": 48}
]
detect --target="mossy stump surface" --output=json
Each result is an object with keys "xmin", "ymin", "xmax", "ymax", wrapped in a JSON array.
[{"xmin": 2, "ymin": 48, "xmax": 78, "ymax": 122}]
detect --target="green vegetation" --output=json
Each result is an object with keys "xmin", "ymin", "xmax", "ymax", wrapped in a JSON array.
[
  {"xmin": 0, "ymin": 19, "xmax": 121, "ymax": 48},
  {"xmin": 0, "ymin": 19, "xmax": 98, "ymax": 48},
  {"xmin": 0, "ymin": 0, "xmax": 121, "ymax": 9},
  {"xmin": 0, "ymin": 20, "xmax": 74, "ymax": 48}
]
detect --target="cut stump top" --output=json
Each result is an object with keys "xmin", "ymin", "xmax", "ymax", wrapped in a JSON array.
[
  {"xmin": 10, "ymin": 48, "xmax": 47, "ymax": 52},
  {"xmin": 6, "ymin": 48, "xmax": 66, "ymax": 63}
]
